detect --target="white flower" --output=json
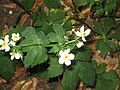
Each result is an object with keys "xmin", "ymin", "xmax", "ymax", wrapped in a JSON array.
[
  {"xmin": 77, "ymin": 41, "xmax": 84, "ymax": 48},
  {"xmin": 9, "ymin": 10, "xmax": 12, "ymax": 14},
  {"xmin": 75, "ymin": 26, "xmax": 91, "ymax": 42},
  {"xmin": 12, "ymin": 33, "xmax": 21, "ymax": 42},
  {"xmin": 0, "ymin": 35, "xmax": 10, "ymax": 52},
  {"xmin": 10, "ymin": 52, "xmax": 22, "ymax": 60},
  {"xmin": 59, "ymin": 48, "xmax": 75, "ymax": 66}
]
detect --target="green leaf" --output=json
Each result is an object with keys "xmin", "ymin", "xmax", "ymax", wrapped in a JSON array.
[
  {"xmin": 47, "ymin": 32, "xmax": 58, "ymax": 42},
  {"xmin": 96, "ymin": 39, "xmax": 118, "ymax": 58},
  {"xmin": 94, "ymin": 18, "xmax": 115, "ymax": 36},
  {"xmin": 52, "ymin": 24, "xmax": 65, "ymax": 43},
  {"xmin": 45, "ymin": 0, "xmax": 60, "ymax": 9},
  {"xmin": 62, "ymin": 64, "xmax": 80, "ymax": 90},
  {"xmin": 20, "ymin": 27, "xmax": 48, "ymax": 47},
  {"xmin": 47, "ymin": 11, "xmax": 66, "ymax": 23},
  {"xmin": 20, "ymin": 27, "xmax": 48, "ymax": 67},
  {"xmin": 96, "ymin": 63, "xmax": 107, "ymax": 75},
  {"xmin": 0, "ymin": 55, "xmax": 14, "ymax": 79},
  {"xmin": 41, "ymin": 58, "xmax": 63, "ymax": 78},
  {"xmin": 105, "ymin": 0, "xmax": 117, "ymax": 13},
  {"xmin": 38, "ymin": 24, "xmax": 53, "ymax": 35},
  {"xmin": 49, "ymin": 44, "xmax": 61, "ymax": 53},
  {"xmin": 9, "ymin": 27, "xmax": 25, "ymax": 35},
  {"xmin": 96, "ymin": 7, "xmax": 104, "ymax": 15},
  {"xmin": 107, "ymin": 33, "xmax": 120, "ymax": 41},
  {"xmin": 76, "ymin": 49, "xmax": 92, "ymax": 61},
  {"xmin": 91, "ymin": 60, "xmax": 97, "ymax": 69},
  {"xmin": 23, "ymin": 46, "xmax": 48, "ymax": 68},
  {"xmin": 75, "ymin": 0, "xmax": 88, "ymax": 7},
  {"xmin": 37, "ymin": 31, "xmax": 50, "ymax": 45},
  {"xmin": 94, "ymin": 70, "xmax": 120, "ymax": 90},
  {"xmin": 23, "ymin": 0, "xmax": 34, "ymax": 11},
  {"xmin": 93, "ymin": 21, "xmax": 103, "ymax": 35},
  {"xmin": 78, "ymin": 61, "xmax": 96, "ymax": 86}
]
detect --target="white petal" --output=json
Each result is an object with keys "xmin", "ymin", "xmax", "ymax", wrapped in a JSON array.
[
  {"xmin": 59, "ymin": 50, "xmax": 64, "ymax": 56},
  {"xmin": 64, "ymin": 48, "xmax": 70, "ymax": 54},
  {"xmin": 75, "ymin": 31, "xmax": 81, "ymax": 37},
  {"xmin": 77, "ymin": 42, "xmax": 84, "ymax": 48},
  {"xmin": 0, "ymin": 39, "xmax": 4, "ymax": 45},
  {"xmin": 59, "ymin": 57, "xmax": 64, "ymax": 64},
  {"xmin": 0, "ymin": 46, "xmax": 4, "ymax": 50},
  {"xmin": 5, "ymin": 46, "xmax": 10, "ymax": 52},
  {"xmin": 10, "ymin": 41, "xmax": 16, "ymax": 46},
  {"xmin": 11, "ymin": 55, "xmax": 14, "ymax": 60},
  {"xmin": 84, "ymin": 29, "xmax": 91, "ymax": 36},
  {"xmin": 15, "ymin": 53, "xmax": 20, "ymax": 59},
  {"xmin": 82, "ymin": 36, "xmax": 86, "ymax": 42},
  {"xmin": 65, "ymin": 60, "xmax": 71, "ymax": 66},
  {"xmin": 69, "ymin": 53, "xmax": 75, "ymax": 60},
  {"xmin": 80, "ymin": 26, "xmax": 85, "ymax": 32},
  {"xmin": 4, "ymin": 35, "xmax": 9, "ymax": 42}
]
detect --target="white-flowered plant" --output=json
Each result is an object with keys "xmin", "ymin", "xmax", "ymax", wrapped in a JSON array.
[
  {"xmin": 59, "ymin": 48, "xmax": 75, "ymax": 66},
  {"xmin": 12, "ymin": 33, "xmax": 21, "ymax": 42},
  {"xmin": 10, "ymin": 52, "xmax": 22, "ymax": 60},
  {"xmin": 0, "ymin": 33, "xmax": 22, "ymax": 60},
  {"xmin": 0, "ymin": 35, "xmax": 10, "ymax": 52},
  {"xmin": 75, "ymin": 26, "xmax": 91, "ymax": 42}
]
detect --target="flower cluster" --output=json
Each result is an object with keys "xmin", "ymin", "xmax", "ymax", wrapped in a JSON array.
[
  {"xmin": 0, "ymin": 33, "xmax": 22, "ymax": 60},
  {"xmin": 75, "ymin": 26, "xmax": 91, "ymax": 48},
  {"xmin": 58, "ymin": 26, "xmax": 91, "ymax": 66}
]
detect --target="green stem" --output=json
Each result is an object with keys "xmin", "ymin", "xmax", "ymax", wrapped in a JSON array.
[{"xmin": 21, "ymin": 44, "xmax": 55, "ymax": 48}]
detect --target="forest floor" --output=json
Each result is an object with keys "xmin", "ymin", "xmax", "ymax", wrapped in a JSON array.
[{"xmin": 0, "ymin": 0, "xmax": 120, "ymax": 90}]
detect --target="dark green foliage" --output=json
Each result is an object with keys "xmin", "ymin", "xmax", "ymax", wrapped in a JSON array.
[{"xmin": 0, "ymin": 54, "xmax": 14, "ymax": 79}]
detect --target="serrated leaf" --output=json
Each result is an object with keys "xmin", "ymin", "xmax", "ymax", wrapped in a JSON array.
[
  {"xmin": 9, "ymin": 27, "xmax": 25, "ymax": 35},
  {"xmin": 47, "ymin": 11, "xmax": 66, "ymax": 23},
  {"xmin": 47, "ymin": 32, "xmax": 58, "ymax": 42},
  {"xmin": 96, "ymin": 7, "xmax": 104, "ymax": 15},
  {"xmin": 0, "ymin": 55, "xmax": 14, "ymax": 79},
  {"xmin": 62, "ymin": 64, "xmax": 80, "ymax": 90},
  {"xmin": 96, "ymin": 39, "xmax": 118, "ymax": 58},
  {"xmin": 31, "ymin": 47, "xmax": 48, "ymax": 67},
  {"xmin": 91, "ymin": 60, "xmax": 97, "ymax": 69},
  {"xmin": 76, "ymin": 49, "xmax": 92, "ymax": 61},
  {"xmin": 52, "ymin": 24, "xmax": 65, "ymax": 43},
  {"xmin": 41, "ymin": 58, "xmax": 63, "ymax": 78},
  {"xmin": 78, "ymin": 61, "xmax": 96, "ymax": 86},
  {"xmin": 93, "ymin": 21, "xmax": 103, "ymax": 35},
  {"xmin": 49, "ymin": 44, "xmax": 61, "ymax": 53},
  {"xmin": 96, "ymin": 40, "xmax": 108, "ymax": 58},
  {"xmin": 45, "ymin": 0, "xmax": 60, "ymax": 9},
  {"xmin": 107, "ymin": 33, "xmax": 120, "ymax": 40},
  {"xmin": 23, "ymin": 46, "xmax": 48, "ymax": 68},
  {"xmin": 94, "ymin": 70, "xmax": 120, "ymax": 90},
  {"xmin": 20, "ymin": 27, "xmax": 48, "ymax": 67},
  {"xmin": 37, "ymin": 31, "xmax": 50, "ymax": 45},
  {"xmin": 20, "ymin": 27, "xmax": 48, "ymax": 47},
  {"xmin": 96, "ymin": 63, "xmax": 107, "ymax": 75},
  {"xmin": 105, "ymin": 0, "xmax": 117, "ymax": 13}
]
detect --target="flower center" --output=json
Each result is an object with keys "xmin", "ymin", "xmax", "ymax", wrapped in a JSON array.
[
  {"xmin": 3, "ymin": 42, "xmax": 8, "ymax": 46},
  {"xmin": 64, "ymin": 54, "xmax": 69, "ymax": 60},
  {"xmin": 14, "ymin": 35, "xmax": 18, "ymax": 39},
  {"xmin": 83, "ymin": 32, "xmax": 86, "ymax": 37}
]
